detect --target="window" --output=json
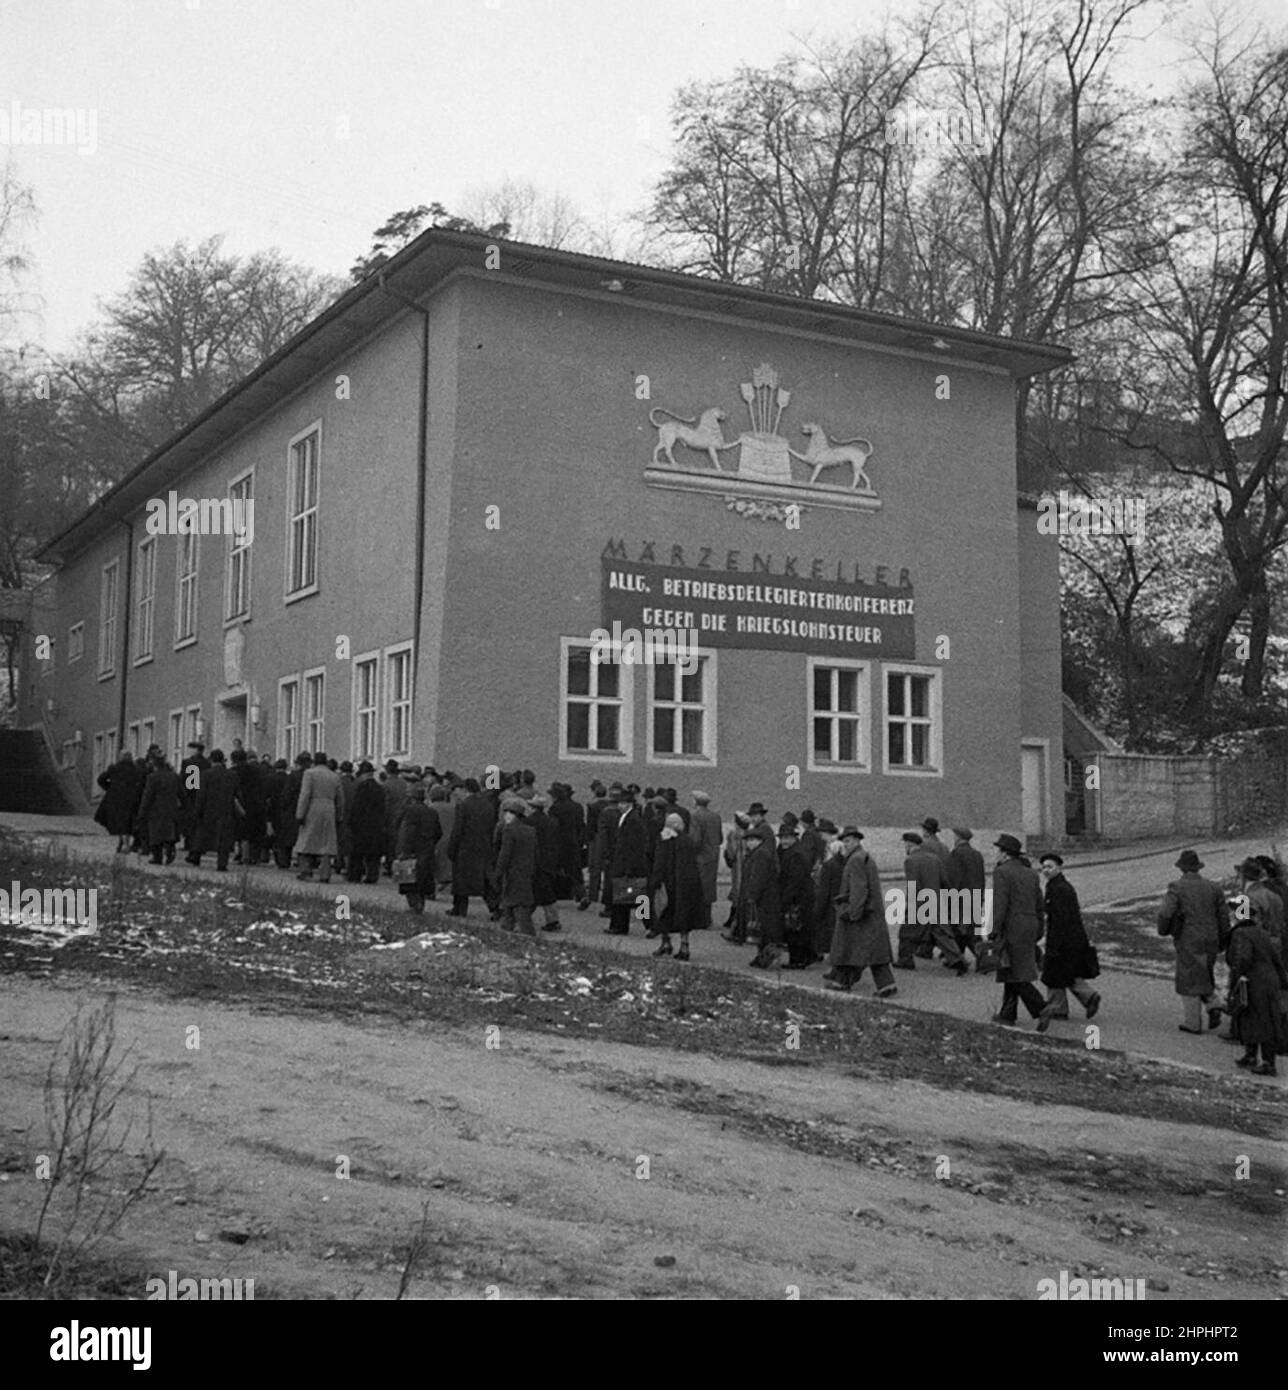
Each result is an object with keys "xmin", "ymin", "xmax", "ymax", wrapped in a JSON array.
[
  {"xmin": 133, "ymin": 536, "xmax": 157, "ymax": 664},
  {"xmin": 141, "ymin": 717, "xmax": 155, "ymax": 756},
  {"xmin": 352, "ymin": 655, "xmax": 379, "ymax": 761},
  {"xmin": 278, "ymin": 678, "xmax": 300, "ymax": 763},
  {"xmin": 884, "ymin": 665, "xmax": 943, "ymax": 775},
  {"xmin": 168, "ymin": 709, "xmax": 184, "ymax": 769},
  {"xmin": 98, "ymin": 559, "xmax": 120, "ymax": 677},
  {"xmin": 185, "ymin": 705, "xmax": 202, "ymax": 758},
  {"xmin": 648, "ymin": 652, "xmax": 715, "ymax": 762},
  {"xmin": 385, "ymin": 644, "xmax": 412, "ymax": 758},
  {"xmin": 127, "ymin": 720, "xmax": 140, "ymax": 757},
  {"xmin": 92, "ymin": 732, "xmax": 107, "ymax": 784},
  {"xmin": 286, "ymin": 425, "xmax": 320, "ymax": 599},
  {"xmin": 560, "ymin": 638, "xmax": 631, "ymax": 761},
  {"xmin": 809, "ymin": 659, "xmax": 870, "ymax": 771},
  {"xmin": 225, "ymin": 471, "xmax": 253, "ymax": 621},
  {"xmin": 68, "ymin": 622, "xmax": 85, "ymax": 663},
  {"xmin": 175, "ymin": 531, "xmax": 199, "ymax": 646},
  {"xmin": 303, "ymin": 668, "xmax": 325, "ymax": 753}
]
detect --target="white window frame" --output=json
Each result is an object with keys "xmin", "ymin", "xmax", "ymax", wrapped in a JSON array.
[
  {"xmin": 168, "ymin": 708, "xmax": 185, "ymax": 769},
  {"xmin": 302, "ymin": 666, "xmax": 326, "ymax": 754},
  {"xmin": 92, "ymin": 731, "xmax": 107, "ymax": 784},
  {"xmin": 559, "ymin": 636, "xmax": 633, "ymax": 763},
  {"xmin": 133, "ymin": 535, "xmax": 157, "ymax": 665},
  {"xmin": 141, "ymin": 717, "xmax": 155, "ymax": 755},
  {"xmin": 175, "ymin": 530, "xmax": 199, "ymax": 648},
  {"xmin": 882, "ymin": 663, "xmax": 944, "ymax": 778},
  {"xmin": 383, "ymin": 642, "xmax": 413, "ymax": 760},
  {"xmin": 184, "ymin": 705, "xmax": 202, "ymax": 760},
  {"xmin": 98, "ymin": 558, "xmax": 120, "ymax": 679},
  {"xmin": 646, "ymin": 647, "xmax": 717, "ymax": 765},
  {"xmin": 68, "ymin": 622, "xmax": 85, "ymax": 663},
  {"xmin": 127, "ymin": 720, "xmax": 140, "ymax": 757},
  {"xmin": 285, "ymin": 422, "xmax": 321, "ymax": 602},
  {"xmin": 807, "ymin": 657, "xmax": 872, "ymax": 774},
  {"xmin": 351, "ymin": 651, "xmax": 380, "ymax": 762},
  {"xmin": 278, "ymin": 676, "xmax": 301, "ymax": 764},
  {"xmin": 225, "ymin": 467, "xmax": 253, "ymax": 624}
]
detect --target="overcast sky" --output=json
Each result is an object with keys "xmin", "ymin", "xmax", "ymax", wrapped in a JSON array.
[{"xmin": 1, "ymin": 0, "xmax": 1280, "ymax": 351}]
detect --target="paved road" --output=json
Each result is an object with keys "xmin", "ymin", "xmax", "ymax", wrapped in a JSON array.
[{"xmin": 4, "ymin": 812, "xmax": 1285, "ymax": 1089}]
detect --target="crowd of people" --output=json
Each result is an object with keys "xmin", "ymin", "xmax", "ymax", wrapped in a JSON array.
[{"xmin": 92, "ymin": 744, "xmax": 1286, "ymax": 1073}]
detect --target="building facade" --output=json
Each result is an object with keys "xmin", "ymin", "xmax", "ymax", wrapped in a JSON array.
[{"xmin": 19, "ymin": 231, "xmax": 1070, "ymax": 858}]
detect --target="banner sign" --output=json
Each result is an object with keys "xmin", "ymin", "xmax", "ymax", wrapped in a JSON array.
[{"xmin": 602, "ymin": 557, "xmax": 915, "ymax": 659}]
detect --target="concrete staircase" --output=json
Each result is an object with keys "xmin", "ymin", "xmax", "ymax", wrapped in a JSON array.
[{"xmin": 0, "ymin": 729, "xmax": 83, "ymax": 815}]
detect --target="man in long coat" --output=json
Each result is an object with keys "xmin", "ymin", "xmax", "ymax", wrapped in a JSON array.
[
  {"xmin": 430, "ymin": 784, "xmax": 456, "ymax": 893},
  {"xmin": 95, "ymin": 751, "xmax": 145, "ymax": 852},
  {"xmin": 263, "ymin": 759, "xmax": 288, "ymax": 865},
  {"xmin": 495, "ymin": 798, "xmax": 538, "ymax": 936},
  {"xmin": 187, "ymin": 749, "xmax": 238, "ymax": 870},
  {"xmin": 919, "ymin": 816, "xmax": 952, "ymax": 867},
  {"xmin": 1238, "ymin": 858, "xmax": 1285, "ymax": 956},
  {"xmin": 394, "ymin": 782, "xmax": 442, "ymax": 913},
  {"xmin": 447, "ymin": 778, "xmax": 497, "ymax": 918},
  {"xmin": 1035, "ymin": 852, "xmax": 1100, "ymax": 1029},
  {"xmin": 604, "ymin": 786, "xmax": 649, "ymax": 935},
  {"xmin": 688, "ymin": 791, "xmax": 723, "ymax": 929},
  {"xmin": 648, "ymin": 810, "xmax": 705, "ymax": 959},
  {"xmin": 947, "ymin": 827, "xmax": 989, "ymax": 967},
  {"xmin": 296, "ymin": 751, "xmax": 340, "ymax": 882},
  {"xmin": 898, "ymin": 831, "xmax": 960, "ymax": 970},
  {"xmin": 720, "ymin": 812, "xmax": 752, "ymax": 942},
  {"xmin": 527, "ymin": 793, "xmax": 563, "ymax": 932},
  {"xmin": 346, "ymin": 761, "xmax": 387, "ymax": 884},
  {"xmin": 1226, "ymin": 905, "xmax": 1288, "ymax": 1075},
  {"xmin": 990, "ymin": 833, "xmax": 1047, "ymax": 1026},
  {"xmin": 811, "ymin": 819, "xmax": 844, "ymax": 966},
  {"xmin": 584, "ymin": 781, "xmax": 610, "ymax": 913},
  {"xmin": 825, "ymin": 827, "xmax": 895, "ymax": 996},
  {"xmin": 795, "ymin": 809, "xmax": 825, "ymax": 871},
  {"xmin": 744, "ymin": 823, "xmax": 784, "ymax": 968},
  {"xmin": 1157, "ymin": 849, "xmax": 1230, "ymax": 1033},
  {"xmin": 777, "ymin": 821, "xmax": 816, "ymax": 968},
  {"xmin": 137, "ymin": 758, "xmax": 181, "ymax": 864},
  {"xmin": 547, "ymin": 783, "xmax": 586, "ymax": 906},
  {"xmin": 381, "ymin": 760, "xmax": 409, "ymax": 877},
  {"xmin": 274, "ymin": 754, "xmax": 309, "ymax": 869},
  {"xmin": 231, "ymin": 748, "xmax": 267, "ymax": 865},
  {"xmin": 177, "ymin": 740, "xmax": 210, "ymax": 855}
]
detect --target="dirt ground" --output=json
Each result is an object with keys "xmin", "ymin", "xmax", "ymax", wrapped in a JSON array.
[{"xmin": 2, "ymin": 974, "xmax": 1284, "ymax": 1300}]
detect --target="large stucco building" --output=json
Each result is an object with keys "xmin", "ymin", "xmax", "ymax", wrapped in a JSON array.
[{"xmin": 17, "ymin": 230, "xmax": 1070, "ymax": 856}]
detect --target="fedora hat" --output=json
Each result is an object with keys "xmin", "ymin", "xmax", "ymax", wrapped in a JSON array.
[
  {"xmin": 747, "ymin": 801, "xmax": 768, "ymax": 816},
  {"xmin": 838, "ymin": 825, "xmax": 864, "ymax": 841},
  {"xmin": 816, "ymin": 818, "xmax": 838, "ymax": 834},
  {"xmin": 1175, "ymin": 849, "xmax": 1203, "ymax": 871},
  {"xmin": 952, "ymin": 827, "xmax": 973, "ymax": 840},
  {"xmin": 921, "ymin": 816, "xmax": 940, "ymax": 833},
  {"xmin": 902, "ymin": 831, "xmax": 923, "ymax": 846},
  {"xmin": 994, "ymin": 833, "xmax": 1023, "ymax": 856}
]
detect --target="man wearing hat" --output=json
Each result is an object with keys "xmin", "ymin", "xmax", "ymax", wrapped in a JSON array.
[
  {"xmin": 688, "ymin": 791, "xmax": 723, "ymax": 929},
  {"xmin": 1035, "ymin": 853, "xmax": 1100, "ymax": 1030},
  {"xmin": 747, "ymin": 802, "xmax": 769, "ymax": 830},
  {"xmin": 826, "ymin": 828, "xmax": 897, "ymax": 995},
  {"xmin": 178, "ymin": 739, "xmax": 210, "ymax": 858},
  {"xmin": 810, "ymin": 819, "xmax": 844, "ymax": 966},
  {"xmin": 1157, "ymin": 850, "xmax": 1230, "ymax": 1033},
  {"xmin": 947, "ymin": 828, "xmax": 988, "ymax": 967},
  {"xmin": 920, "ymin": 816, "xmax": 951, "ymax": 866},
  {"xmin": 604, "ymin": 785, "xmax": 649, "ymax": 935},
  {"xmin": 897, "ymin": 832, "xmax": 940, "ymax": 969},
  {"xmin": 989, "ymin": 834, "xmax": 1047, "ymax": 1026},
  {"xmin": 720, "ymin": 812, "xmax": 753, "ymax": 941},
  {"xmin": 796, "ymin": 809, "xmax": 825, "ymax": 870},
  {"xmin": 777, "ymin": 820, "xmax": 816, "ymax": 968},
  {"xmin": 583, "ymin": 781, "xmax": 611, "ymax": 913},
  {"xmin": 527, "ymin": 792, "xmax": 563, "ymax": 932},
  {"xmin": 495, "ymin": 798, "xmax": 538, "ymax": 935},
  {"xmin": 743, "ymin": 822, "xmax": 784, "ymax": 968},
  {"xmin": 1237, "ymin": 857, "xmax": 1285, "ymax": 950}
]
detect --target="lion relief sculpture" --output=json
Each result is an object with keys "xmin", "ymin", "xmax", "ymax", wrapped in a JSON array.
[
  {"xmin": 790, "ymin": 423, "xmax": 875, "ymax": 492},
  {"xmin": 649, "ymin": 406, "xmax": 732, "ymax": 473}
]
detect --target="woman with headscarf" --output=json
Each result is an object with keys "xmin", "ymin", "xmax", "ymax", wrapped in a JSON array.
[
  {"xmin": 647, "ymin": 810, "xmax": 705, "ymax": 960},
  {"xmin": 1226, "ymin": 894, "xmax": 1288, "ymax": 1076}
]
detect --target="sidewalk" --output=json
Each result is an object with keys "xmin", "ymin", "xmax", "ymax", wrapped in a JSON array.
[{"xmin": 3, "ymin": 812, "xmax": 1283, "ymax": 1089}]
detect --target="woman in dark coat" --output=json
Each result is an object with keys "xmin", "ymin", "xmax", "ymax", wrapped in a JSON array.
[
  {"xmin": 447, "ymin": 779, "xmax": 497, "ymax": 917},
  {"xmin": 647, "ymin": 811, "xmax": 705, "ymax": 959},
  {"xmin": 1036, "ymin": 853, "xmax": 1101, "ymax": 1030},
  {"xmin": 346, "ymin": 762, "xmax": 387, "ymax": 884},
  {"xmin": 136, "ymin": 759, "xmax": 181, "ymax": 864},
  {"xmin": 394, "ymin": 784, "xmax": 442, "ymax": 914},
  {"xmin": 1227, "ymin": 909, "xmax": 1288, "ymax": 1075},
  {"xmin": 777, "ymin": 822, "xmax": 817, "ymax": 968},
  {"xmin": 95, "ymin": 752, "xmax": 145, "ymax": 850}
]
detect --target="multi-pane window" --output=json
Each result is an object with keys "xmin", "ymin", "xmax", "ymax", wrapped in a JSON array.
[
  {"xmin": 226, "ymin": 472, "xmax": 252, "ymax": 620},
  {"xmin": 133, "ymin": 536, "xmax": 157, "ymax": 663},
  {"xmin": 68, "ymin": 622, "xmax": 85, "ymax": 663},
  {"xmin": 184, "ymin": 706, "xmax": 202, "ymax": 760},
  {"xmin": 141, "ymin": 717, "xmax": 155, "ymax": 756},
  {"xmin": 175, "ymin": 531, "xmax": 199, "ymax": 645},
  {"xmin": 286, "ymin": 427, "xmax": 320, "ymax": 597},
  {"xmin": 650, "ymin": 655, "xmax": 713, "ymax": 760},
  {"xmin": 303, "ymin": 670, "xmax": 325, "ymax": 753},
  {"xmin": 386, "ymin": 646, "xmax": 412, "ymax": 757},
  {"xmin": 886, "ymin": 668, "xmax": 939, "ymax": 771},
  {"xmin": 353, "ymin": 656, "xmax": 379, "ymax": 761},
  {"xmin": 561, "ymin": 639, "xmax": 628, "ymax": 758},
  {"xmin": 278, "ymin": 679, "xmax": 300, "ymax": 763},
  {"xmin": 168, "ymin": 710, "xmax": 184, "ymax": 769},
  {"xmin": 127, "ymin": 721, "xmax": 140, "ymax": 757},
  {"xmin": 811, "ymin": 661, "xmax": 868, "ymax": 769},
  {"xmin": 99, "ymin": 560, "xmax": 120, "ymax": 676}
]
